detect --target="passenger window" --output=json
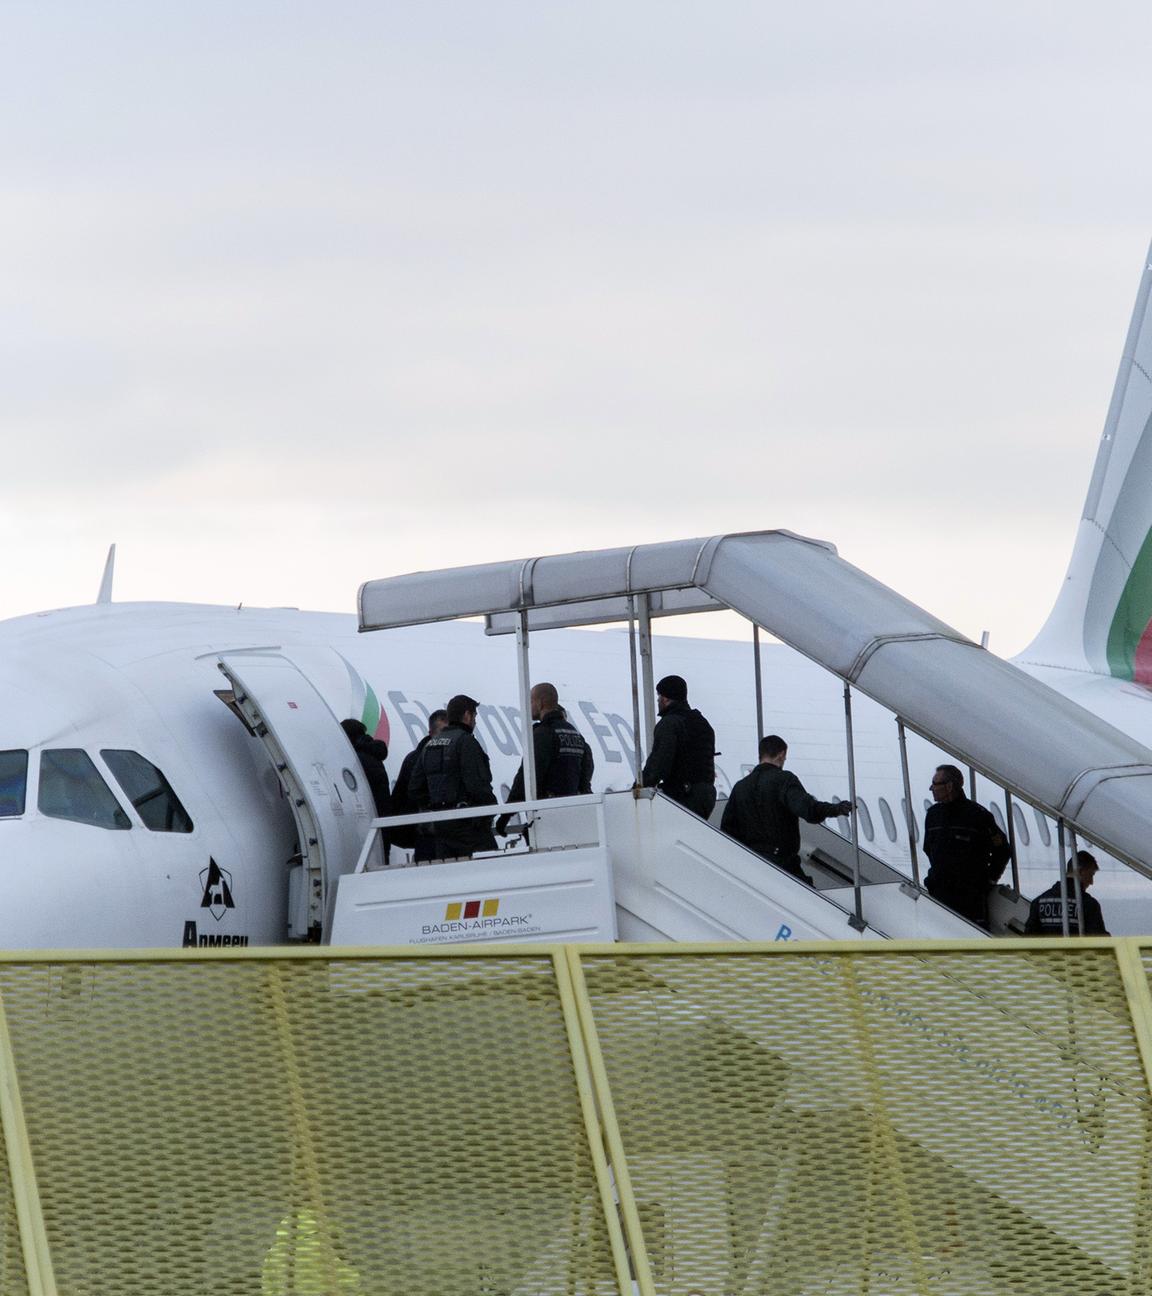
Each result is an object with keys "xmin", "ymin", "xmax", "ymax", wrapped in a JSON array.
[
  {"xmin": 855, "ymin": 798, "xmax": 875, "ymax": 843},
  {"xmin": 0, "ymin": 751, "xmax": 28, "ymax": 818},
  {"xmin": 39, "ymin": 750, "xmax": 131, "ymax": 830},
  {"xmin": 990, "ymin": 802, "xmax": 1006, "ymax": 833},
  {"xmin": 101, "ymin": 750, "xmax": 193, "ymax": 833},
  {"xmin": 1032, "ymin": 807, "xmax": 1052, "ymax": 847},
  {"xmin": 902, "ymin": 799, "xmax": 919, "ymax": 842},
  {"xmin": 878, "ymin": 797, "xmax": 897, "ymax": 842},
  {"xmin": 1012, "ymin": 803, "xmax": 1031, "ymax": 847}
]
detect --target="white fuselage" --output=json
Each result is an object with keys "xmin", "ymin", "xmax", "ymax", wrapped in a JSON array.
[{"xmin": 1, "ymin": 599, "xmax": 1149, "ymax": 948}]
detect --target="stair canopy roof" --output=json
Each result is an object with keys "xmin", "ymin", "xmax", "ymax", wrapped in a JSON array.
[{"xmin": 358, "ymin": 530, "xmax": 1152, "ymax": 876}]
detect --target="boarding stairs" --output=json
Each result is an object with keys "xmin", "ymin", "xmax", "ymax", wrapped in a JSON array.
[
  {"xmin": 357, "ymin": 531, "xmax": 1152, "ymax": 895},
  {"xmin": 790, "ymin": 809, "xmax": 1029, "ymax": 935},
  {"xmin": 329, "ymin": 789, "xmax": 1012, "ymax": 946}
]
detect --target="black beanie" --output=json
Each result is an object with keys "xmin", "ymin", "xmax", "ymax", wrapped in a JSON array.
[{"xmin": 656, "ymin": 674, "xmax": 688, "ymax": 702}]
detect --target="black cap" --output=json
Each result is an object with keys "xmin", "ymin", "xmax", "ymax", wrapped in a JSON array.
[
  {"xmin": 656, "ymin": 674, "xmax": 688, "ymax": 702},
  {"xmin": 446, "ymin": 694, "xmax": 481, "ymax": 723},
  {"xmin": 340, "ymin": 718, "xmax": 367, "ymax": 740}
]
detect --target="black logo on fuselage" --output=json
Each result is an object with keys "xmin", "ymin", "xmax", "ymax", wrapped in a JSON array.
[{"xmin": 199, "ymin": 859, "xmax": 235, "ymax": 921}]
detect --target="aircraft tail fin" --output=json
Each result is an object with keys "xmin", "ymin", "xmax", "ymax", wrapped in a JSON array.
[
  {"xmin": 1020, "ymin": 239, "xmax": 1152, "ymax": 681},
  {"xmin": 96, "ymin": 544, "xmax": 116, "ymax": 605}
]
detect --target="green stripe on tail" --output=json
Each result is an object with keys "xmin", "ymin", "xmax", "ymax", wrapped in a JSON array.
[{"xmin": 1106, "ymin": 528, "xmax": 1152, "ymax": 678}]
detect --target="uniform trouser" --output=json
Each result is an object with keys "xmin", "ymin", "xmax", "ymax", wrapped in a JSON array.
[
  {"xmin": 924, "ymin": 869, "xmax": 988, "ymax": 928},
  {"xmin": 431, "ymin": 844, "xmax": 473, "ymax": 861},
  {"xmin": 762, "ymin": 849, "xmax": 815, "ymax": 887},
  {"xmin": 417, "ymin": 805, "xmax": 478, "ymax": 862},
  {"xmin": 669, "ymin": 782, "xmax": 717, "ymax": 820},
  {"xmin": 427, "ymin": 831, "xmax": 476, "ymax": 862}
]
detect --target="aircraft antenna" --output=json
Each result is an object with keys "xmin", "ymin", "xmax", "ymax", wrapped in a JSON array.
[{"xmin": 96, "ymin": 544, "xmax": 116, "ymax": 605}]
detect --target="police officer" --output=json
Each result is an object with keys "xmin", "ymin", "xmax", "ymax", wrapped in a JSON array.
[
  {"xmin": 922, "ymin": 764, "xmax": 1011, "ymax": 927},
  {"xmin": 407, "ymin": 694, "xmax": 497, "ymax": 860},
  {"xmin": 1025, "ymin": 851, "xmax": 1109, "ymax": 936},
  {"xmin": 721, "ymin": 735, "xmax": 852, "ymax": 883},
  {"xmin": 497, "ymin": 683, "xmax": 594, "ymax": 834},
  {"xmin": 641, "ymin": 675, "xmax": 717, "ymax": 818},
  {"xmin": 390, "ymin": 709, "xmax": 447, "ymax": 857}
]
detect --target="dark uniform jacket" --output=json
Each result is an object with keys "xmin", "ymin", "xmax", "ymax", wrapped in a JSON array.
[
  {"xmin": 578, "ymin": 740, "xmax": 594, "ymax": 795},
  {"xmin": 507, "ymin": 710, "xmax": 594, "ymax": 803},
  {"xmin": 922, "ymin": 795, "xmax": 1010, "ymax": 926},
  {"xmin": 348, "ymin": 732, "xmax": 391, "ymax": 865},
  {"xmin": 408, "ymin": 723, "xmax": 497, "ymax": 856},
  {"xmin": 1025, "ymin": 881, "xmax": 1109, "ymax": 936},
  {"xmin": 389, "ymin": 736, "xmax": 430, "ymax": 849},
  {"xmin": 349, "ymin": 733, "xmax": 391, "ymax": 818},
  {"xmin": 721, "ymin": 764, "xmax": 844, "ymax": 872},
  {"xmin": 641, "ymin": 701, "xmax": 716, "ymax": 817}
]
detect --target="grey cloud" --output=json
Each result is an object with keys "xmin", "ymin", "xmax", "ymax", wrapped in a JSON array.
[{"xmin": 0, "ymin": 0, "xmax": 1147, "ymax": 654}]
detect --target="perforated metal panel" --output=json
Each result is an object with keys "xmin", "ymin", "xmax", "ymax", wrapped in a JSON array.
[
  {"xmin": 0, "ymin": 952, "xmax": 623, "ymax": 1296},
  {"xmin": 0, "ymin": 1095, "xmax": 30, "ymax": 1296},
  {"xmin": 0, "ymin": 943, "xmax": 1149, "ymax": 1296},
  {"xmin": 575, "ymin": 943, "xmax": 1152, "ymax": 1295}
]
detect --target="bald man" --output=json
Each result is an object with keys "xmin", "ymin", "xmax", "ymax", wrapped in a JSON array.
[{"xmin": 499, "ymin": 683, "xmax": 593, "ymax": 830}]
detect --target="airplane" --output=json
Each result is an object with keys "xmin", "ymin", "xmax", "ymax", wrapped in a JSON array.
[{"xmin": 3, "ymin": 239, "xmax": 1152, "ymax": 949}]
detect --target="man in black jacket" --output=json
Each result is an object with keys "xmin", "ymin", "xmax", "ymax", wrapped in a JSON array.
[
  {"xmin": 408, "ymin": 694, "xmax": 497, "ymax": 860},
  {"xmin": 923, "ymin": 764, "xmax": 1011, "ymax": 927},
  {"xmin": 341, "ymin": 718, "xmax": 391, "ymax": 864},
  {"xmin": 1025, "ymin": 851, "xmax": 1109, "ymax": 936},
  {"xmin": 497, "ymin": 683, "xmax": 594, "ymax": 834},
  {"xmin": 390, "ymin": 709, "xmax": 447, "ymax": 858},
  {"xmin": 641, "ymin": 675, "xmax": 717, "ymax": 818},
  {"xmin": 721, "ymin": 735, "xmax": 852, "ymax": 883}
]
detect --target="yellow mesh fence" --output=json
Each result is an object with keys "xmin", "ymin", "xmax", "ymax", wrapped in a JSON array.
[
  {"xmin": 576, "ymin": 942, "xmax": 1152, "ymax": 1296},
  {"xmin": 0, "ymin": 1057, "xmax": 30, "ymax": 1296},
  {"xmin": 0, "ymin": 942, "xmax": 1148, "ymax": 1295},
  {"xmin": 0, "ymin": 952, "xmax": 622, "ymax": 1296}
]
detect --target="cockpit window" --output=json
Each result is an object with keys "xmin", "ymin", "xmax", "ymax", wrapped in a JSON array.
[
  {"xmin": 0, "ymin": 751, "xmax": 28, "ymax": 817},
  {"xmin": 101, "ymin": 750, "xmax": 193, "ymax": 833},
  {"xmin": 39, "ymin": 749, "xmax": 131, "ymax": 830}
]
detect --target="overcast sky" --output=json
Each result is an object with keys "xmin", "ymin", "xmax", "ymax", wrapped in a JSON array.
[{"xmin": 2, "ymin": 1, "xmax": 1150, "ymax": 655}]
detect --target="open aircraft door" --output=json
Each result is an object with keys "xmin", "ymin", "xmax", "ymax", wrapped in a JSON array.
[{"xmin": 217, "ymin": 652, "xmax": 383, "ymax": 939}]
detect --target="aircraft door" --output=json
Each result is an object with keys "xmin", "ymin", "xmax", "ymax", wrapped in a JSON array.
[{"xmin": 217, "ymin": 653, "xmax": 383, "ymax": 938}]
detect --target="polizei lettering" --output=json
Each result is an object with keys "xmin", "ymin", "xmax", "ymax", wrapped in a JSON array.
[
  {"xmin": 182, "ymin": 921, "xmax": 250, "ymax": 948},
  {"xmin": 422, "ymin": 915, "xmax": 531, "ymax": 936}
]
